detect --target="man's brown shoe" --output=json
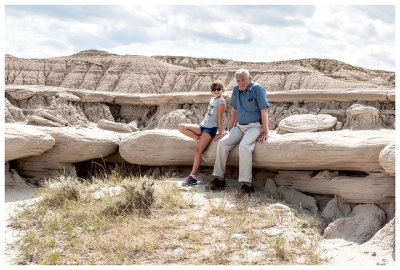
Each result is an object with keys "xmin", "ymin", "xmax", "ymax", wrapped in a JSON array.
[
  {"xmin": 237, "ymin": 183, "xmax": 255, "ymax": 197},
  {"xmin": 206, "ymin": 178, "xmax": 226, "ymax": 191}
]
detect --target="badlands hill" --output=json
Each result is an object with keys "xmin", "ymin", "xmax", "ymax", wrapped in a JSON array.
[{"xmin": 5, "ymin": 49, "xmax": 395, "ymax": 94}]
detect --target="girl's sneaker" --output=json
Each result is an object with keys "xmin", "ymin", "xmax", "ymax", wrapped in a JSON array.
[{"xmin": 182, "ymin": 175, "xmax": 197, "ymax": 186}]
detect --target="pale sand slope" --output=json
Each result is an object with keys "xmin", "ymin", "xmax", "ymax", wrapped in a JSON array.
[
  {"xmin": 3, "ymin": 178, "xmax": 395, "ymax": 266},
  {"xmin": 4, "ymin": 182, "xmax": 40, "ymax": 265}
]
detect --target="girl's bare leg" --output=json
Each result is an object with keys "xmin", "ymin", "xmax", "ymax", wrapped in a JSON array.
[
  {"xmin": 191, "ymin": 132, "xmax": 212, "ymax": 175},
  {"xmin": 178, "ymin": 123, "xmax": 202, "ymax": 140}
]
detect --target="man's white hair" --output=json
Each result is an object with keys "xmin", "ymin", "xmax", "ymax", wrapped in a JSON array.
[{"xmin": 235, "ymin": 68, "xmax": 250, "ymax": 78}]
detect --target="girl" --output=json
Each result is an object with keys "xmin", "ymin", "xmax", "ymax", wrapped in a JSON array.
[{"xmin": 178, "ymin": 80, "xmax": 226, "ymax": 186}]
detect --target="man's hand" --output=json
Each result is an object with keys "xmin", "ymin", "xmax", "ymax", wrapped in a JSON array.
[
  {"xmin": 214, "ymin": 132, "xmax": 227, "ymax": 141},
  {"xmin": 257, "ymin": 131, "xmax": 268, "ymax": 143}
]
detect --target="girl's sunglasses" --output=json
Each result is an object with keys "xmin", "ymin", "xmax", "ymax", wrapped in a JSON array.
[{"xmin": 211, "ymin": 88, "xmax": 223, "ymax": 92}]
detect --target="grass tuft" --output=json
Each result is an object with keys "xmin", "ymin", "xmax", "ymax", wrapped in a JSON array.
[
  {"xmin": 103, "ymin": 178, "xmax": 155, "ymax": 217},
  {"xmin": 39, "ymin": 176, "xmax": 81, "ymax": 207}
]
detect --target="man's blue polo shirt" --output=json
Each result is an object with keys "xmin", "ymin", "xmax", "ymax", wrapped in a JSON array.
[{"xmin": 230, "ymin": 82, "xmax": 270, "ymax": 125}]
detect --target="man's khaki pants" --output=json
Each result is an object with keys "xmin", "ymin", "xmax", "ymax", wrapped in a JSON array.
[{"xmin": 212, "ymin": 122, "xmax": 262, "ymax": 183}]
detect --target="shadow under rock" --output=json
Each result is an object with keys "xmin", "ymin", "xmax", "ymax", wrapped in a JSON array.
[{"xmin": 175, "ymin": 177, "xmax": 270, "ymax": 208}]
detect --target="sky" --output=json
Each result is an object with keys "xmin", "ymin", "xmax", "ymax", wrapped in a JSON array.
[{"xmin": 3, "ymin": 2, "xmax": 397, "ymax": 71}]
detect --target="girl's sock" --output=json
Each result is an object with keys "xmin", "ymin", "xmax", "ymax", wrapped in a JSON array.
[{"xmin": 190, "ymin": 173, "xmax": 197, "ymax": 179}]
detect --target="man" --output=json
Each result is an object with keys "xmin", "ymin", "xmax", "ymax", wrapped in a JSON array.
[{"xmin": 207, "ymin": 68, "xmax": 269, "ymax": 196}]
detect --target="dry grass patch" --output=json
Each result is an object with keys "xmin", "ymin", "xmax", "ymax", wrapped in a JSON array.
[{"xmin": 9, "ymin": 169, "xmax": 328, "ymax": 265}]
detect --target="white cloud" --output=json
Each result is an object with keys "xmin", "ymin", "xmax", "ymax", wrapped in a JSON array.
[{"xmin": 4, "ymin": 5, "xmax": 395, "ymax": 71}]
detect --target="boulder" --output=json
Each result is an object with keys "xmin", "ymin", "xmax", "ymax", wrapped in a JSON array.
[
  {"xmin": 263, "ymin": 178, "xmax": 318, "ymax": 215},
  {"xmin": 37, "ymin": 110, "xmax": 68, "ymax": 126},
  {"xmin": 322, "ymin": 196, "xmax": 352, "ymax": 222},
  {"xmin": 5, "ymin": 162, "xmax": 14, "ymax": 187},
  {"xmin": 362, "ymin": 218, "xmax": 395, "ymax": 251},
  {"xmin": 127, "ymin": 120, "xmax": 140, "ymax": 132},
  {"xmin": 277, "ymin": 186, "xmax": 319, "ymax": 215},
  {"xmin": 5, "ymin": 123, "xmax": 55, "ymax": 161},
  {"xmin": 157, "ymin": 109, "xmax": 191, "ymax": 129},
  {"xmin": 83, "ymin": 103, "xmax": 114, "ymax": 123},
  {"xmin": 334, "ymin": 121, "xmax": 343, "ymax": 130},
  {"xmin": 264, "ymin": 178, "xmax": 279, "ymax": 197},
  {"xmin": 379, "ymin": 143, "xmax": 395, "ymax": 176},
  {"xmin": 323, "ymin": 204, "xmax": 386, "ymax": 243},
  {"xmin": 119, "ymin": 129, "xmax": 395, "ymax": 173},
  {"xmin": 5, "ymin": 98, "xmax": 26, "ymax": 122},
  {"xmin": 344, "ymin": 103, "xmax": 382, "ymax": 130},
  {"xmin": 278, "ymin": 114, "xmax": 337, "ymax": 133},
  {"xmin": 97, "ymin": 119, "xmax": 132, "ymax": 133},
  {"xmin": 27, "ymin": 115, "xmax": 63, "ymax": 127},
  {"xmin": 16, "ymin": 126, "xmax": 120, "ymax": 179},
  {"xmin": 119, "ymin": 105, "xmax": 148, "ymax": 123}
]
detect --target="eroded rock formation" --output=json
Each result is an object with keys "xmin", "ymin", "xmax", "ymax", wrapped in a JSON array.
[
  {"xmin": 12, "ymin": 125, "xmax": 120, "ymax": 180},
  {"xmin": 120, "ymin": 129, "xmax": 395, "ymax": 173},
  {"xmin": 5, "ymin": 123, "xmax": 55, "ymax": 161},
  {"xmin": 3, "ymin": 82, "xmax": 396, "ymax": 248},
  {"xmin": 323, "ymin": 204, "xmax": 386, "ymax": 243},
  {"xmin": 379, "ymin": 143, "xmax": 395, "ymax": 176}
]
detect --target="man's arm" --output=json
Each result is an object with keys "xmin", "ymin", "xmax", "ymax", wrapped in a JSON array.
[
  {"xmin": 258, "ymin": 108, "xmax": 269, "ymax": 143},
  {"xmin": 228, "ymin": 108, "xmax": 238, "ymax": 131}
]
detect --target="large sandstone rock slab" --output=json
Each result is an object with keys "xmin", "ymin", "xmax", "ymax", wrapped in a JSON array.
[
  {"xmin": 120, "ymin": 129, "xmax": 395, "ymax": 173},
  {"xmin": 7, "ymin": 85, "xmax": 395, "ymax": 105},
  {"xmin": 379, "ymin": 143, "xmax": 395, "ymax": 176},
  {"xmin": 5, "ymin": 123, "xmax": 55, "ymax": 161},
  {"xmin": 266, "ymin": 89, "xmax": 394, "ymax": 103},
  {"xmin": 275, "ymin": 171, "xmax": 394, "ymax": 204},
  {"xmin": 120, "ymin": 129, "xmax": 196, "ymax": 166},
  {"xmin": 278, "ymin": 114, "xmax": 337, "ymax": 133},
  {"xmin": 16, "ymin": 126, "xmax": 120, "ymax": 178},
  {"xmin": 323, "ymin": 204, "xmax": 386, "ymax": 243}
]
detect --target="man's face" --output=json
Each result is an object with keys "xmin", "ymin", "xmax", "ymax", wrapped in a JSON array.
[{"xmin": 236, "ymin": 73, "xmax": 251, "ymax": 90}]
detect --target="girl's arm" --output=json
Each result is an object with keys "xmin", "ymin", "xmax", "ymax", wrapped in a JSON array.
[
  {"xmin": 213, "ymin": 103, "xmax": 226, "ymax": 140},
  {"xmin": 217, "ymin": 103, "xmax": 226, "ymax": 135}
]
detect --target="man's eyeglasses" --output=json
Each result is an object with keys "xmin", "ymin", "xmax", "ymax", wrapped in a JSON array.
[{"xmin": 211, "ymin": 88, "xmax": 223, "ymax": 92}]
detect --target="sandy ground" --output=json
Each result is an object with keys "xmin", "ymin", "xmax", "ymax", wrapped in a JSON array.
[
  {"xmin": 4, "ymin": 182, "xmax": 40, "ymax": 265},
  {"xmin": 3, "ymin": 178, "xmax": 396, "ymax": 266},
  {"xmin": 321, "ymin": 238, "xmax": 395, "ymax": 265},
  {"xmin": 180, "ymin": 178, "xmax": 396, "ymax": 266}
]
